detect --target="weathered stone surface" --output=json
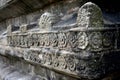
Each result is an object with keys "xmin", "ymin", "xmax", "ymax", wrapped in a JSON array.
[
  {"xmin": 38, "ymin": 12, "xmax": 58, "ymax": 31},
  {"xmin": 0, "ymin": 0, "xmax": 119, "ymax": 80},
  {"xmin": 77, "ymin": 2, "xmax": 104, "ymax": 28}
]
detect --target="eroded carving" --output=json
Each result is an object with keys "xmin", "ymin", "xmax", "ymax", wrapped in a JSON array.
[
  {"xmin": 103, "ymin": 32, "xmax": 113, "ymax": 47},
  {"xmin": 77, "ymin": 32, "xmax": 88, "ymax": 49},
  {"xmin": 89, "ymin": 32, "xmax": 102, "ymax": 51},
  {"xmin": 77, "ymin": 2, "xmax": 103, "ymax": 28},
  {"xmin": 38, "ymin": 12, "xmax": 58, "ymax": 30},
  {"xmin": 20, "ymin": 24, "xmax": 27, "ymax": 33}
]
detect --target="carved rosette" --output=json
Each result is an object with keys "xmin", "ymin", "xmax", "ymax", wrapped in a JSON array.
[
  {"xmin": 58, "ymin": 33, "xmax": 68, "ymax": 48},
  {"xmin": 89, "ymin": 32, "xmax": 102, "ymax": 51},
  {"xmin": 77, "ymin": 32, "xmax": 88, "ymax": 49},
  {"xmin": 103, "ymin": 32, "xmax": 113, "ymax": 48}
]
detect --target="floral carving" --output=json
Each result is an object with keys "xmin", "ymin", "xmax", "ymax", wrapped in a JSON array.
[
  {"xmin": 50, "ymin": 33, "xmax": 58, "ymax": 47},
  {"xmin": 103, "ymin": 32, "xmax": 113, "ymax": 47},
  {"xmin": 69, "ymin": 32, "xmax": 78, "ymax": 49},
  {"xmin": 38, "ymin": 12, "xmax": 58, "ymax": 30},
  {"xmin": 58, "ymin": 55, "xmax": 67, "ymax": 69},
  {"xmin": 58, "ymin": 33, "xmax": 68, "ymax": 48},
  {"xmin": 77, "ymin": 32, "xmax": 88, "ymax": 49},
  {"xmin": 44, "ymin": 34, "xmax": 50, "ymax": 46},
  {"xmin": 66, "ymin": 55, "xmax": 76, "ymax": 71},
  {"xmin": 89, "ymin": 32, "xmax": 102, "ymax": 51}
]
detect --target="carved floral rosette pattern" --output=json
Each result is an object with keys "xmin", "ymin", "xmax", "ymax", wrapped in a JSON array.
[
  {"xmin": 23, "ymin": 49, "xmax": 77, "ymax": 74},
  {"xmin": 102, "ymin": 31, "xmax": 113, "ymax": 49},
  {"xmin": 89, "ymin": 32, "xmax": 102, "ymax": 51},
  {"xmin": 77, "ymin": 32, "xmax": 88, "ymax": 49},
  {"xmin": 7, "ymin": 30, "xmax": 115, "ymax": 51}
]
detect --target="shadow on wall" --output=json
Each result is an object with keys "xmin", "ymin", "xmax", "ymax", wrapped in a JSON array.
[{"xmin": 90, "ymin": 0, "xmax": 120, "ymax": 13}]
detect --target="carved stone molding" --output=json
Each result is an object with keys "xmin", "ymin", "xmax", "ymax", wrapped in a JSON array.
[{"xmin": 77, "ymin": 32, "xmax": 88, "ymax": 49}]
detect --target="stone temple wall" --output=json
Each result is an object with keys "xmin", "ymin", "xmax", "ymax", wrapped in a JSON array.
[{"xmin": 0, "ymin": 0, "xmax": 120, "ymax": 80}]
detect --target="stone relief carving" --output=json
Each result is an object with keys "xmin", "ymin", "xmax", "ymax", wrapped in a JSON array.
[
  {"xmin": 89, "ymin": 32, "xmax": 102, "ymax": 51},
  {"xmin": 103, "ymin": 32, "xmax": 113, "ymax": 47},
  {"xmin": 38, "ymin": 12, "xmax": 58, "ymax": 30},
  {"xmin": 77, "ymin": 32, "xmax": 88, "ymax": 49},
  {"xmin": 5, "ymin": 2, "xmax": 120, "ymax": 79},
  {"xmin": 20, "ymin": 24, "xmax": 27, "ymax": 33},
  {"xmin": 77, "ymin": 2, "xmax": 103, "ymax": 28},
  {"xmin": 58, "ymin": 32, "xmax": 68, "ymax": 48},
  {"xmin": 49, "ymin": 33, "xmax": 58, "ymax": 47}
]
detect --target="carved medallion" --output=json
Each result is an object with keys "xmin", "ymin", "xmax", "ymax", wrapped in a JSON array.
[
  {"xmin": 77, "ymin": 32, "xmax": 88, "ymax": 49},
  {"xmin": 77, "ymin": 2, "xmax": 103, "ymax": 28},
  {"xmin": 38, "ymin": 12, "xmax": 58, "ymax": 30},
  {"xmin": 89, "ymin": 32, "xmax": 102, "ymax": 51},
  {"xmin": 103, "ymin": 32, "xmax": 113, "ymax": 47}
]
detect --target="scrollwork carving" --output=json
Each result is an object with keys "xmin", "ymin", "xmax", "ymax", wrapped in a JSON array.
[
  {"xmin": 103, "ymin": 32, "xmax": 113, "ymax": 47},
  {"xmin": 77, "ymin": 32, "xmax": 88, "ymax": 49},
  {"xmin": 58, "ymin": 55, "xmax": 67, "ymax": 69},
  {"xmin": 58, "ymin": 33, "xmax": 68, "ymax": 48},
  {"xmin": 50, "ymin": 33, "xmax": 58, "ymax": 47},
  {"xmin": 44, "ymin": 34, "xmax": 50, "ymax": 46},
  {"xmin": 89, "ymin": 32, "xmax": 102, "ymax": 51},
  {"xmin": 77, "ymin": 2, "xmax": 103, "ymax": 28},
  {"xmin": 68, "ymin": 32, "xmax": 78, "ymax": 49},
  {"xmin": 20, "ymin": 24, "xmax": 27, "ymax": 33},
  {"xmin": 66, "ymin": 55, "xmax": 76, "ymax": 71}
]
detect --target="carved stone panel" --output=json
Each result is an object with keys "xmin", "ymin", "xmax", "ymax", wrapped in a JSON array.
[
  {"xmin": 20, "ymin": 24, "xmax": 27, "ymax": 33},
  {"xmin": 77, "ymin": 2, "xmax": 103, "ymax": 28},
  {"xmin": 38, "ymin": 12, "xmax": 58, "ymax": 30}
]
